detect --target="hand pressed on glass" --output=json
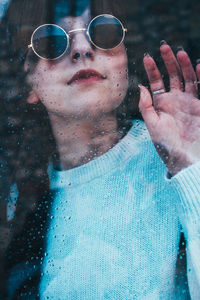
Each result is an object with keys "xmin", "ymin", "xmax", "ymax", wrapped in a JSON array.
[{"xmin": 139, "ymin": 43, "xmax": 200, "ymax": 175}]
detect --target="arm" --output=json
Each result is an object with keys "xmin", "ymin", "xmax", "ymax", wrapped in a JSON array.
[
  {"xmin": 139, "ymin": 43, "xmax": 200, "ymax": 298},
  {"xmin": 171, "ymin": 163, "xmax": 200, "ymax": 299}
]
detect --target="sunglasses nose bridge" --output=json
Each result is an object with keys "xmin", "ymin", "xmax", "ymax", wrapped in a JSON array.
[
  {"xmin": 68, "ymin": 28, "xmax": 87, "ymax": 35},
  {"xmin": 68, "ymin": 28, "xmax": 90, "ymax": 47}
]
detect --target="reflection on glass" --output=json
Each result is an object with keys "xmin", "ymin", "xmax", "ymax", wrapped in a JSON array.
[{"xmin": 0, "ymin": 0, "xmax": 200, "ymax": 299}]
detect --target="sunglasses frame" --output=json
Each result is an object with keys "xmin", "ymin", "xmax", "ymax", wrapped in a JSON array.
[{"xmin": 28, "ymin": 14, "xmax": 127, "ymax": 60}]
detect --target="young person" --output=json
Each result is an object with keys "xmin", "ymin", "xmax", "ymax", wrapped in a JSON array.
[{"xmin": 1, "ymin": 0, "xmax": 200, "ymax": 298}]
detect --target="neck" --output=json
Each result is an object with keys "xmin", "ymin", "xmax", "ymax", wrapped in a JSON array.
[{"xmin": 49, "ymin": 113, "xmax": 124, "ymax": 170}]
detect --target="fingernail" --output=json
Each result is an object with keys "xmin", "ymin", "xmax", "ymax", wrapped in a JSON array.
[
  {"xmin": 177, "ymin": 45, "xmax": 184, "ymax": 52},
  {"xmin": 196, "ymin": 59, "xmax": 200, "ymax": 64},
  {"xmin": 160, "ymin": 40, "xmax": 167, "ymax": 46}
]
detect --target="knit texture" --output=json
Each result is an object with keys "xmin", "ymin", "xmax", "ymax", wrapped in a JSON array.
[{"xmin": 40, "ymin": 120, "xmax": 200, "ymax": 299}]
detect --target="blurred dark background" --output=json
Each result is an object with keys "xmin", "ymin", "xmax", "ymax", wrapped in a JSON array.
[{"xmin": 121, "ymin": 0, "xmax": 200, "ymax": 88}]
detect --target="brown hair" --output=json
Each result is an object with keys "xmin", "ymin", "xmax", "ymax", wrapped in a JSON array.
[
  {"xmin": 0, "ymin": 0, "xmax": 140, "ymax": 229},
  {"xmin": 0, "ymin": 0, "xmax": 140, "ymax": 297}
]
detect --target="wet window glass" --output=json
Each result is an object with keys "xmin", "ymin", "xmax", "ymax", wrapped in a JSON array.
[{"xmin": 0, "ymin": 0, "xmax": 200, "ymax": 299}]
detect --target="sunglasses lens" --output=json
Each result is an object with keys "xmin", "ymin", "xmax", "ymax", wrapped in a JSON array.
[
  {"xmin": 88, "ymin": 15, "xmax": 124, "ymax": 50},
  {"xmin": 32, "ymin": 25, "xmax": 68, "ymax": 59}
]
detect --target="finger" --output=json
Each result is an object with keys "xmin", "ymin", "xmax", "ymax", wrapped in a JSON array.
[
  {"xmin": 177, "ymin": 49, "xmax": 197, "ymax": 95},
  {"xmin": 160, "ymin": 44, "xmax": 182, "ymax": 90},
  {"xmin": 143, "ymin": 54, "xmax": 165, "ymax": 96},
  {"xmin": 139, "ymin": 85, "xmax": 159, "ymax": 129}
]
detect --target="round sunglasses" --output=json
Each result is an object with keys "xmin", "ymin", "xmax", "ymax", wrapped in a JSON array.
[{"xmin": 28, "ymin": 14, "xmax": 127, "ymax": 60}]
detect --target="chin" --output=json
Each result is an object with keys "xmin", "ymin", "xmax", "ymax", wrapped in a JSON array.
[
  {"xmin": 45, "ymin": 88, "xmax": 126, "ymax": 120},
  {"xmin": 86, "ymin": 91, "xmax": 124, "ymax": 111}
]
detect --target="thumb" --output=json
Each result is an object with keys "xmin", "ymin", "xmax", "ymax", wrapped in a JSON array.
[{"xmin": 138, "ymin": 85, "xmax": 159, "ymax": 128}]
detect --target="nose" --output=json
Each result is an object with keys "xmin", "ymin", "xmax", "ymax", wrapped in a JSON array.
[{"xmin": 70, "ymin": 31, "xmax": 95, "ymax": 62}]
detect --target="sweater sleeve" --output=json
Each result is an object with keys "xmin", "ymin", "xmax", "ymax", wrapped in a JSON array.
[{"xmin": 170, "ymin": 163, "xmax": 200, "ymax": 300}]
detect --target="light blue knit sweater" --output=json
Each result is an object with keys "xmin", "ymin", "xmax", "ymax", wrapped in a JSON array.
[{"xmin": 40, "ymin": 120, "xmax": 200, "ymax": 299}]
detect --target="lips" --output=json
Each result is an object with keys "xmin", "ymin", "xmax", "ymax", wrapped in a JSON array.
[{"xmin": 67, "ymin": 69, "xmax": 106, "ymax": 85}]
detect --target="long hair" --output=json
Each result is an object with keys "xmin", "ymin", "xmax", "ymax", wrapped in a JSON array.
[
  {"xmin": 0, "ymin": 0, "xmax": 140, "ymax": 297},
  {"xmin": 0, "ymin": 2, "xmax": 56, "ymax": 297},
  {"xmin": 1, "ymin": 0, "xmax": 140, "ymax": 234}
]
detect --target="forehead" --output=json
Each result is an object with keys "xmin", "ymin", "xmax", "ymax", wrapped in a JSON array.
[
  {"xmin": 58, "ymin": 8, "xmax": 90, "ymax": 30},
  {"xmin": 54, "ymin": 0, "xmax": 90, "ymax": 23}
]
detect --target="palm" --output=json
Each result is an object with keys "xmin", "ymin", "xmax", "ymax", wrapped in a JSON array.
[{"xmin": 139, "ymin": 45, "xmax": 200, "ymax": 175}]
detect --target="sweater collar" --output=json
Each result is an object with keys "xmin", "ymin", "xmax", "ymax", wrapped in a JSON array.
[{"xmin": 48, "ymin": 119, "xmax": 150, "ymax": 188}]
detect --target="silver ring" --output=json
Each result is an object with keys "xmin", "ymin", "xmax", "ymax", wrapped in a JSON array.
[{"xmin": 152, "ymin": 89, "xmax": 165, "ymax": 95}]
